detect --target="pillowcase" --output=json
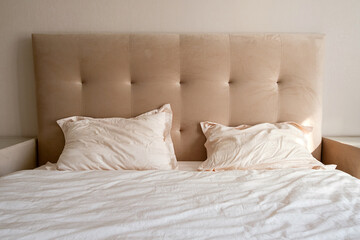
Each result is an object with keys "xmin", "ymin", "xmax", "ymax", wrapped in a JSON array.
[
  {"xmin": 56, "ymin": 104, "xmax": 178, "ymax": 171},
  {"xmin": 198, "ymin": 121, "xmax": 330, "ymax": 171}
]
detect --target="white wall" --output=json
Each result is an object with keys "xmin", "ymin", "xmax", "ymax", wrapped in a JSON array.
[{"xmin": 0, "ymin": 0, "xmax": 359, "ymax": 137}]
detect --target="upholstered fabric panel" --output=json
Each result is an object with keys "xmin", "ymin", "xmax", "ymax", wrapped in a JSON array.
[{"xmin": 32, "ymin": 34, "xmax": 324, "ymax": 165}]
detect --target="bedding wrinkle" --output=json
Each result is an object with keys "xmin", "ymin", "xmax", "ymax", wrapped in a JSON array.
[
  {"xmin": 56, "ymin": 104, "xmax": 178, "ymax": 171},
  {"xmin": 199, "ymin": 122, "xmax": 331, "ymax": 171},
  {"xmin": 2, "ymin": 169, "xmax": 360, "ymax": 239}
]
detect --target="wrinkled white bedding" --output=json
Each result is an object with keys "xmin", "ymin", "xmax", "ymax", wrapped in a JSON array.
[{"xmin": 1, "ymin": 168, "xmax": 360, "ymax": 239}]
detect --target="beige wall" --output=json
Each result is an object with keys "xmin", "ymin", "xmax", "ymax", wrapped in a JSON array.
[{"xmin": 0, "ymin": 0, "xmax": 359, "ymax": 137}]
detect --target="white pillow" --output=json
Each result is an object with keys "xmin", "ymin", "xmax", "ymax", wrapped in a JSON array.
[
  {"xmin": 198, "ymin": 121, "xmax": 332, "ymax": 171},
  {"xmin": 56, "ymin": 104, "xmax": 178, "ymax": 170}
]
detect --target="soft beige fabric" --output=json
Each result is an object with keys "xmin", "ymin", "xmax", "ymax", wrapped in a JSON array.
[
  {"xmin": 1, "ymin": 169, "xmax": 360, "ymax": 239},
  {"xmin": 56, "ymin": 104, "xmax": 178, "ymax": 170},
  {"xmin": 32, "ymin": 34, "xmax": 324, "ymax": 165},
  {"xmin": 199, "ymin": 122, "xmax": 332, "ymax": 171}
]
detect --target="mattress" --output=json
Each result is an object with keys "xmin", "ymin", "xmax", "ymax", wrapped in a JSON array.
[{"xmin": 1, "ymin": 168, "xmax": 360, "ymax": 239}]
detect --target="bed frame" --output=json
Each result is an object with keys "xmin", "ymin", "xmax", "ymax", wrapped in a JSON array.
[{"xmin": 33, "ymin": 33, "xmax": 325, "ymax": 166}]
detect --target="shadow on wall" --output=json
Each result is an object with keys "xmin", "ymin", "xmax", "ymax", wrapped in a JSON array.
[{"xmin": 17, "ymin": 36, "xmax": 37, "ymax": 137}]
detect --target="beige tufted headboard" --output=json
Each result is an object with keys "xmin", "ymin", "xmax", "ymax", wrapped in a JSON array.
[{"xmin": 32, "ymin": 33, "xmax": 324, "ymax": 165}]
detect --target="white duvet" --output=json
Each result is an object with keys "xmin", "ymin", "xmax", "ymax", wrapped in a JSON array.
[{"xmin": 0, "ymin": 168, "xmax": 360, "ymax": 239}]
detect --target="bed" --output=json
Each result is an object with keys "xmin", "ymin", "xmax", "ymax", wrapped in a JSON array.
[{"xmin": 1, "ymin": 33, "xmax": 360, "ymax": 239}]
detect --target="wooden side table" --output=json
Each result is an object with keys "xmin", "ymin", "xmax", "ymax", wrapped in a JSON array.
[
  {"xmin": 322, "ymin": 136, "xmax": 360, "ymax": 178},
  {"xmin": 0, "ymin": 137, "xmax": 36, "ymax": 177},
  {"xmin": 325, "ymin": 136, "xmax": 360, "ymax": 148}
]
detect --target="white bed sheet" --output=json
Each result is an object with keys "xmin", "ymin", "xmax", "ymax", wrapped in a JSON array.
[
  {"xmin": 37, "ymin": 160, "xmax": 203, "ymax": 171},
  {"xmin": 1, "ymin": 168, "xmax": 360, "ymax": 239}
]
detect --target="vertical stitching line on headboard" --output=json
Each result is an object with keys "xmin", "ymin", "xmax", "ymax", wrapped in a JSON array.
[
  {"xmin": 78, "ymin": 38, "xmax": 84, "ymax": 116},
  {"xmin": 277, "ymin": 35, "xmax": 283, "ymax": 123},
  {"xmin": 129, "ymin": 34, "xmax": 133, "ymax": 117},
  {"xmin": 178, "ymin": 34, "xmax": 182, "ymax": 159},
  {"xmin": 228, "ymin": 34, "xmax": 232, "ymax": 126}
]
